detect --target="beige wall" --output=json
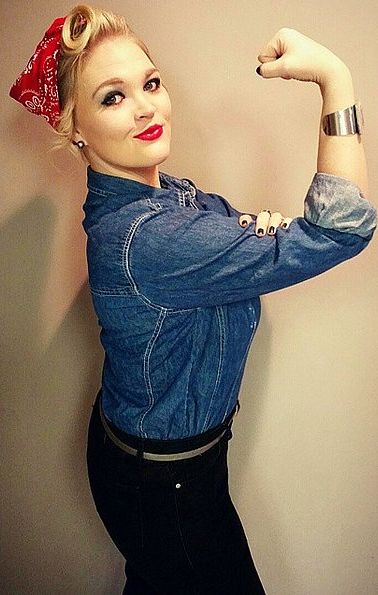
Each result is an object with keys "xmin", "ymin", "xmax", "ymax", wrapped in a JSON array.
[{"xmin": 1, "ymin": 1, "xmax": 377, "ymax": 593}]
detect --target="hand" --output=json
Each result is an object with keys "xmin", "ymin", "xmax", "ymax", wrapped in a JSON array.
[
  {"xmin": 256, "ymin": 27, "xmax": 349, "ymax": 87},
  {"xmin": 239, "ymin": 210, "xmax": 293, "ymax": 236}
]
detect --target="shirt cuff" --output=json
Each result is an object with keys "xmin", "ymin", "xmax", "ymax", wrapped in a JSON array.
[{"xmin": 304, "ymin": 172, "xmax": 377, "ymax": 238}]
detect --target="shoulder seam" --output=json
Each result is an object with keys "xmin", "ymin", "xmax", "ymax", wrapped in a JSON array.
[
  {"xmin": 122, "ymin": 211, "xmax": 197, "ymax": 313},
  {"xmin": 122, "ymin": 211, "xmax": 155, "ymax": 293}
]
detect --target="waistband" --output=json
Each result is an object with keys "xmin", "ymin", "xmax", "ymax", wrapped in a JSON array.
[{"xmin": 94, "ymin": 391, "xmax": 240, "ymax": 461}]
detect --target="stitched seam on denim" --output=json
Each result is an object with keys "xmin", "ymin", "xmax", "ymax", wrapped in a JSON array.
[
  {"xmin": 124, "ymin": 210, "xmax": 200, "ymax": 313},
  {"xmin": 89, "ymin": 287, "xmax": 134, "ymax": 296},
  {"xmin": 181, "ymin": 178, "xmax": 197, "ymax": 198},
  {"xmin": 90, "ymin": 283, "xmax": 191, "ymax": 314},
  {"xmin": 183, "ymin": 178, "xmax": 198, "ymax": 208},
  {"xmin": 87, "ymin": 186, "xmax": 117, "ymax": 196},
  {"xmin": 189, "ymin": 194, "xmax": 199, "ymax": 210},
  {"xmin": 203, "ymin": 306, "xmax": 226, "ymax": 430},
  {"xmin": 146, "ymin": 197, "xmax": 162, "ymax": 210},
  {"xmin": 140, "ymin": 308, "xmax": 167, "ymax": 437},
  {"xmin": 177, "ymin": 189, "xmax": 186, "ymax": 207},
  {"xmin": 227, "ymin": 303, "xmax": 258, "ymax": 414},
  {"xmin": 134, "ymin": 290, "xmax": 197, "ymax": 314},
  {"xmin": 133, "ymin": 288, "xmax": 199, "ymax": 313},
  {"xmin": 122, "ymin": 212, "xmax": 155, "ymax": 293}
]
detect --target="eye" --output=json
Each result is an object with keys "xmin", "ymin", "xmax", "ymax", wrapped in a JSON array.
[
  {"xmin": 145, "ymin": 77, "xmax": 161, "ymax": 92},
  {"xmin": 101, "ymin": 92, "xmax": 125, "ymax": 106},
  {"xmin": 101, "ymin": 77, "xmax": 161, "ymax": 106}
]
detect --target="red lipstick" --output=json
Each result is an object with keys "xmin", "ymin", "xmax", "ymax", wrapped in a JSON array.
[{"xmin": 134, "ymin": 124, "xmax": 163, "ymax": 141}]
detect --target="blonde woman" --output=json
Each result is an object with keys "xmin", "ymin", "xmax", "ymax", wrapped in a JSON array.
[{"xmin": 9, "ymin": 4, "xmax": 376, "ymax": 594}]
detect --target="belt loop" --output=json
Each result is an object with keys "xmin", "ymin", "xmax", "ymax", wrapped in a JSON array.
[
  {"xmin": 223, "ymin": 406, "xmax": 237, "ymax": 442},
  {"xmin": 224, "ymin": 426, "xmax": 233, "ymax": 441}
]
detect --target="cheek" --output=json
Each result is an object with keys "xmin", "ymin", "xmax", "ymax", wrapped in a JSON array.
[
  {"xmin": 160, "ymin": 90, "xmax": 172, "ymax": 119},
  {"xmin": 87, "ymin": 110, "xmax": 135, "ymax": 141}
]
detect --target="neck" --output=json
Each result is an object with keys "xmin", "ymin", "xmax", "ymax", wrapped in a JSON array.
[{"xmin": 88, "ymin": 160, "xmax": 161, "ymax": 188}]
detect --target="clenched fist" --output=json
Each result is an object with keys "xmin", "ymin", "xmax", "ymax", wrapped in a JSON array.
[{"xmin": 256, "ymin": 27, "xmax": 350, "ymax": 87}]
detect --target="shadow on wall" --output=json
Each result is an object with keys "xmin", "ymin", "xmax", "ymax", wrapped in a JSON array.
[
  {"xmin": 0, "ymin": 194, "xmax": 126, "ymax": 592},
  {"xmin": 3, "ymin": 108, "xmax": 90, "ymax": 351}
]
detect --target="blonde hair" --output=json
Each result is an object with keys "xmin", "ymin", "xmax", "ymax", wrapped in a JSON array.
[{"xmin": 51, "ymin": 4, "xmax": 156, "ymax": 163}]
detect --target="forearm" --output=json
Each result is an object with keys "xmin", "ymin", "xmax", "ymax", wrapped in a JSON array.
[{"xmin": 317, "ymin": 63, "xmax": 369, "ymax": 197}]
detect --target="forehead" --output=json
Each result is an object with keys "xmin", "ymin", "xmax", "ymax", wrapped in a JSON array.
[{"xmin": 82, "ymin": 36, "xmax": 153, "ymax": 85}]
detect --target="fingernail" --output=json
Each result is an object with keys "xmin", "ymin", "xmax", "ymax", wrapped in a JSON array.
[
  {"xmin": 256, "ymin": 66, "xmax": 262, "ymax": 76},
  {"xmin": 257, "ymin": 228, "xmax": 264, "ymax": 235},
  {"xmin": 269, "ymin": 226, "xmax": 276, "ymax": 234},
  {"xmin": 282, "ymin": 223, "xmax": 288, "ymax": 228}
]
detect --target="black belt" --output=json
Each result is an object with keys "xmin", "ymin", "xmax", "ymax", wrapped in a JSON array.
[{"xmin": 99, "ymin": 397, "xmax": 240, "ymax": 461}]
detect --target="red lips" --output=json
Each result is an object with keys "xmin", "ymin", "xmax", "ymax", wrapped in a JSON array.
[{"xmin": 134, "ymin": 124, "xmax": 163, "ymax": 139}]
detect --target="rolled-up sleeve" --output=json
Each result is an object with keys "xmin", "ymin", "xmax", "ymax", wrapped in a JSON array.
[
  {"xmin": 129, "ymin": 174, "xmax": 376, "ymax": 309},
  {"xmin": 304, "ymin": 172, "xmax": 376, "ymax": 238}
]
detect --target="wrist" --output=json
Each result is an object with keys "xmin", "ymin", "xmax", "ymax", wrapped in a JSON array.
[
  {"xmin": 319, "ymin": 61, "xmax": 353, "ymax": 95},
  {"xmin": 319, "ymin": 64, "xmax": 355, "ymax": 115}
]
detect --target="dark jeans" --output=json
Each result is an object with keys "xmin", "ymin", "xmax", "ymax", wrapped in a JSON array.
[{"xmin": 86, "ymin": 390, "xmax": 266, "ymax": 594}]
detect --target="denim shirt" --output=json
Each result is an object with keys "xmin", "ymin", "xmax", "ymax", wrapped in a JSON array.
[{"xmin": 82, "ymin": 166, "xmax": 376, "ymax": 439}]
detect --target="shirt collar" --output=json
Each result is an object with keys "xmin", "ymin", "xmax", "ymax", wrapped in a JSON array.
[
  {"xmin": 86, "ymin": 165, "xmax": 177, "ymax": 196},
  {"xmin": 83, "ymin": 166, "xmax": 196, "ymax": 229}
]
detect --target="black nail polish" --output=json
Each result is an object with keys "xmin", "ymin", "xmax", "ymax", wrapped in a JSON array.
[
  {"xmin": 269, "ymin": 226, "xmax": 275, "ymax": 234},
  {"xmin": 257, "ymin": 228, "xmax": 264, "ymax": 235},
  {"xmin": 282, "ymin": 223, "xmax": 288, "ymax": 228},
  {"xmin": 256, "ymin": 66, "xmax": 262, "ymax": 76}
]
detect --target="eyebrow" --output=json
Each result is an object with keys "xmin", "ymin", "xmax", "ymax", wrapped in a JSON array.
[{"xmin": 92, "ymin": 68, "xmax": 159, "ymax": 99}]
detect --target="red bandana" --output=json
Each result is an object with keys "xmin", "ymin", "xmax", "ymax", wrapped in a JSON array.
[{"xmin": 9, "ymin": 16, "xmax": 66, "ymax": 129}]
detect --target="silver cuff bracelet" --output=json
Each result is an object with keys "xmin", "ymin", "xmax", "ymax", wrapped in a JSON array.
[{"xmin": 322, "ymin": 102, "xmax": 363, "ymax": 136}]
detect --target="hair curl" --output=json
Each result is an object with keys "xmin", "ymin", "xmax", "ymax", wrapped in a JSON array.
[{"xmin": 51, "ymin": 4, "xmax": 156, "ymax": 163}]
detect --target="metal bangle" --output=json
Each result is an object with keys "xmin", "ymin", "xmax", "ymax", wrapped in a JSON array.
[{"xmin": 322, "ymin": 103, "xmax": 363, "ymax": 136}]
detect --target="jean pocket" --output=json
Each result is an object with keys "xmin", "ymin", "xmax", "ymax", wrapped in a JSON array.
[
  {"xmin": 170, "ymin": 438, "xmax": 225, "ymax": 487},
  {"xmin": 169, "ymin": 442, "xmax": 229, "ymax": 527}
]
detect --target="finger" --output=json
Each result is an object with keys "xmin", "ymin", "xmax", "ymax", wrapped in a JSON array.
[
  {"xmin": 257, "ymin": 29, "xmax": 292, "ymax": 80},
  {"xmin": 257, "ymin": 52, "xmax": 279, "ymax": 64},
  {"xmin": 280, "ymin": 217, "xmax": 293, "ymax": 230},
  {"xmin": 267, "ymin": 212, "xmax": 285, "ymax": 235},
  {"xmin": 258, "ymin": 55, "xmax": 292, "ymax": 79},
  {"xmin": 257, "ymin": 37, "xmax": 282, "ymax": 63},
  {"xmin": 255, "ymin": 210, "xmax": 271, "ymax": 236},
  {"xmin": 238, "ymin": 213, "xmax": 254, "ymax": 228}
]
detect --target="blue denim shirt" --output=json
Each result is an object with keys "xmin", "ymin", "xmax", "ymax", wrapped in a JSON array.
[{"xmin": 82, "ymin": 166, "xmax": 376, "ymax": 439}]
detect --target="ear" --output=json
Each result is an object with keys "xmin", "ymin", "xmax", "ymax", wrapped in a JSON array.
[{"xmin": 72, "ymin": 129, "xmax": 87, "ymax": 145}]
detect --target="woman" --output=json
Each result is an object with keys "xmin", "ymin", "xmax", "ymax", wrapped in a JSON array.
[{"xmin": 9, "ymin": 4, "xmax": 376, "ymax": 594}]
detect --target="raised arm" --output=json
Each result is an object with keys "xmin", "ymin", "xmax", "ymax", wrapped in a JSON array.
[
  {"xmin": 256, "ymin": 28, "xmax": 369, "ymax": 196},
  {"xmin": 317, "ymin": 65, "xmax": 368, "ymax": 197}
]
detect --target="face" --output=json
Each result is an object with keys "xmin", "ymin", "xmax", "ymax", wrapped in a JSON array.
[{"xmin": 73, "ymin": 35, "xmax": 172, "ymax": 187}]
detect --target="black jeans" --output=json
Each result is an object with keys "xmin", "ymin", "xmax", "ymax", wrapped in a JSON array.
[{"xmin": 86, "ymin": 390, "xmax": 266, "ymax": 594}]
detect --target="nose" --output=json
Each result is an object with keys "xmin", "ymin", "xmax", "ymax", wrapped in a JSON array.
[{"xmin": 134, "ymin": 95, "xmax": 156, "ymax": 120}]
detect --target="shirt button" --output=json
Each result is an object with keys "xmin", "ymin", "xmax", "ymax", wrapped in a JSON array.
[{"xmin": 175, "ymin": 483, "xmax": 181, "ymax": 489}]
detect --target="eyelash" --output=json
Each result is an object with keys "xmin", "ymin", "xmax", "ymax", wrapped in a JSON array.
[{"xmin": 101, "ymin": 77, "xmax": 161, "ymax": 106}]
